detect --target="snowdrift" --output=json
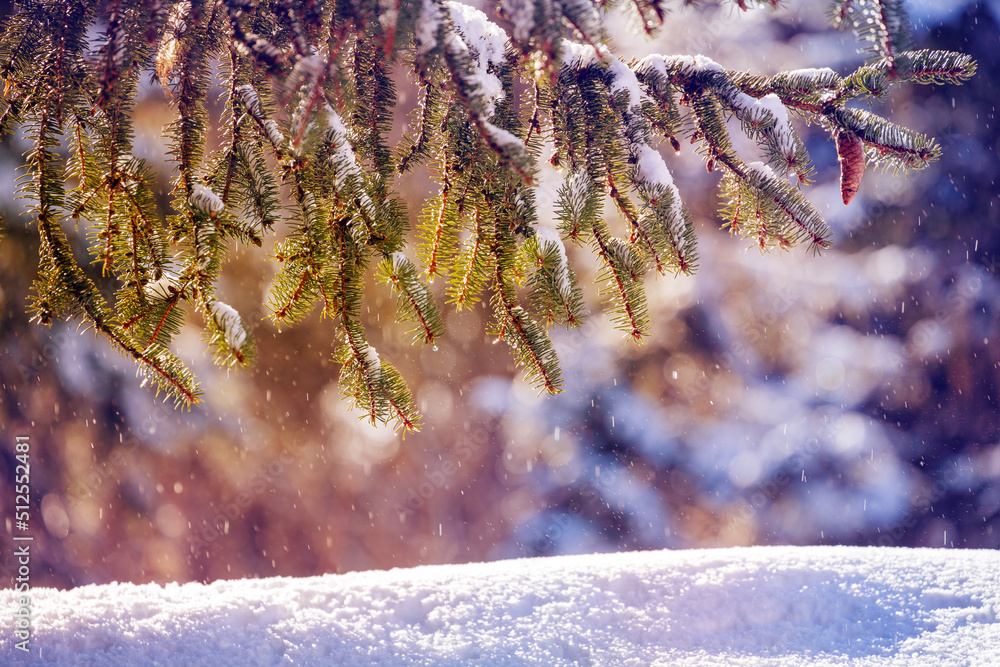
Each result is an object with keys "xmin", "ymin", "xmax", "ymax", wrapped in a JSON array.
[{"xmin": 3, "ymin": 546, "xmax": 999, "ymax": 665}]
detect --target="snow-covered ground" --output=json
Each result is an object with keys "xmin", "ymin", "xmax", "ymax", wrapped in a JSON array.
[{"xmin": 3, "ymin": 546, "xmax": 998, "ymax": 666}]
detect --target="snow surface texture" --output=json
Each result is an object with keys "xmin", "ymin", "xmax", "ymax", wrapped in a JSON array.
[{"xmin": 3, "ymin": 546, "xmax": 999, "ymax": 666}]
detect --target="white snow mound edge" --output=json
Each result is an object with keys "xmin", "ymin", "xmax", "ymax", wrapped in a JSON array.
[{"xmin": 3, "ymin": 545, "xmax": 1000, "ymax": 666}]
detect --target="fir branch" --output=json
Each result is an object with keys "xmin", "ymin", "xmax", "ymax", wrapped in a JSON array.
[
  {"xmin": 28, "ymin": 114, "xmax": 200, "ymax": 406},
  {"xmin": 727, "ymin": 67, "xmax": 843, "ymax": 114},
  {"xmin": 419, "ymin": 0, "xmax": 538, "ymax": 184},
  {"xmin": 554, "ymin": 168, "xmax": 651, "ymax": 341},
  {"xmin": 0, "ymin": 0, "xmax": 976, "ymax": 430},
  {"xmin": 421, "ymin": 166, "xmax": 453, "ymax": 278},
  {"xmin": 398, "ymin": 80, "xmax": 449, "ymax": 173},
  {"xmin": 123, "ymin": 285, "xmax": 185, "ymax": 350},
  {"xmin": 234, "ymin": 142, "xmax": 282, "ymax": 232},
  {"xmin": 524, "ymin": 80, "xmax": 545, "ymax": 147},
  {"xmin": 524, "ymin": 226, "xmax": 585, "ymax": 327},
  {"xmin": 351, "ymin": 32, "xmax": 398, "ymax": 180},
  {"xmin": 336, "ymin": 259, "xmax": 421, "ymax": 432},
  {"xmin": 491, "ymin": 263, "xmax": 564, "ymax": 394},
  {"xmin": 829, "ymin": 106, "xmax": 939, "ymax": 173},
  {"xmin": 239, "ymin": 83, "xmax": 287, "ymax": 153},
  {"xmin": 688, "ymin": 91, "xmax": 831, "ymax": 249},
  {"xmin": 205, "ymin": 297, "xmax": 253, "ymax": 366},
  {"xmin": 889, "ymin": 50, "xmax": 977, "ymax": 86},
  {"xmin": 555, "ymin": 169, "xmax": 603, "ymax": 242},
  {"xmin": 226, "ymin": 0, "xmax": 285, "ymax": 75},
  {"xmin": 832, "ymin": 0, "xmax": 912, "ymax": 75},
  {"xmin": 105, "ymin": 333, "xmax": 202, "ymax": 407},
  {"xmin": 592, "ymin": 223, "xmax": 649, "ymax": 342},
  {"xmin": 95, "ymin": 0, "xmax": 129, "ymax": 110},
  {"xmin": 448, "ymin": 205, "xmax": 495, "ymax": 309},
  {"xmin": 841, "ymin": 50, "xmax": 978, "ymax": 96},
  {"xmin": 269, "ymin": 191, "xmax": 327, "ymax": 325},
  {"xmin": 640, "ymin": 53, "xmax": 811, "ymax": 177},
  {"xmin": 379, "ymin": 252, "xmax": 446, "ymax": 344}
]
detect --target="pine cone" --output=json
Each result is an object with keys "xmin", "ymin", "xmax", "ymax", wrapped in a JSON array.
[{"xmin": 837, "ymin": 130, "xmax": 865, "ymax": 205}]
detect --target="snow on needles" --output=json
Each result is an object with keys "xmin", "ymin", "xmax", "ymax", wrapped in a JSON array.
[
  {"xmin": 416, "ymin": 0, "xmax": 442, "ymax": 55},
  {"xmin": 209, "ymin": 300, "xmax": 246, "ymax": 350},
  {"xmin": 561, "ymin": 43, "xmax": 684, "ymax": 212},
  {"xmin": 325, "ymin": 106, "xmax": 375, "ymax": 216},
  {"xmin": 747, "ymin": 160, "xmax": 778, "ymax": 180},
  {"xmin": 640, "ymin": 53, "xmax": 724, "ymax": 76},
  {"xmin": 325, "ymin": 107, "xmax": 361, "ymax": 187},
  {"xmin": 4, "ymin": 546, "xmax": 999, "ymax": 665},
  {"xmin": 483, "ymin": 122, "xmax": 523, "ymax": 149},
  {"xmin": 735, "ymin": 91, "xmax": 796, "ymax": 154},
  {"xmin": 189, "ymin": 184, "xmax": 224, "ymax": 217},
  {"xmin": 446, "ymin": 2, "xmax": 507, "ymax": 112},
  {"xmin": 635, "ymin": 144, "xmax": 677, "ymax": 192},
  {"xmin": 783, "ymin": 67, "xmax": 838, "ymax": 80},
  {"xmin": 417, "ymin": 0, "xmax": 509, "ymax": 118},
  {"xmin": 560, "ymin": 42, "xmax": 690, "ymax": 251},
  {"xmin": 144, "ymin": 274, "xmax": 178, "ymax": 300},
  {"xmin": 640, "ymin": 53, "xmax": 800, "ymax": 165},
  {"xmin": 364, "ymin": 345, "xmax": 381, "ymax": 370},
  {"xmin": 559, "ymin": 39, "xmax": 605, "ymax": 68},
  {"xmin": 235, "ymin": 84, "xmax": 284, "ymax": 150},
  {"xmin": 144, "ymin": 258, "xmax": 183, "ymax": 300},
  {"xmin": 291, "ymin": 54, "xmax": 325, "ymax": 80},
  {"xmin": 608, "ymin": 57, "xmax": 647, "ymax": 109}
]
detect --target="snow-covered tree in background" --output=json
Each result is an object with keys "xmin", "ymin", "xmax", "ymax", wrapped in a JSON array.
[{"xmin": 0, "ymin": 0, "xmax": 974, "ymax": 431}]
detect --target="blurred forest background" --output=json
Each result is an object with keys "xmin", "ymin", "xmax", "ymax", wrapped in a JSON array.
[{"xmin": 1, "ymin": 0, "xmax": 998, "ymax": 588}]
